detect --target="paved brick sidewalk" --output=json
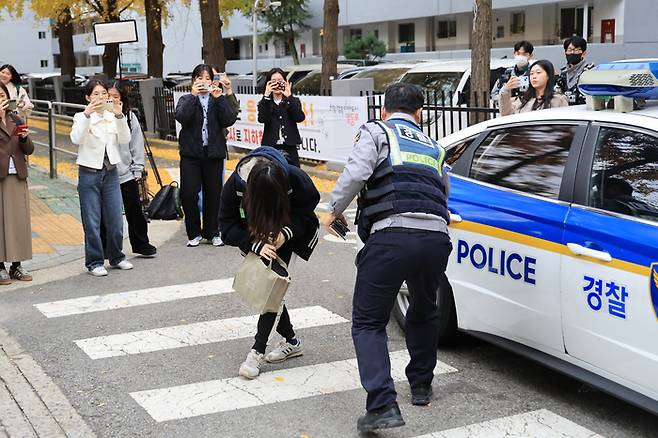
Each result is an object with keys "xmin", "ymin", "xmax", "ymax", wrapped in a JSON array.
[{"xmin": 24, "ymin": 168, "xmax": 85, "ymax": 271}]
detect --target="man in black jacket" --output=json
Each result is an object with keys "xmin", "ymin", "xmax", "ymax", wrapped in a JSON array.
[
  {"xmin": 175, "ymin": 64, "xmax": 237, "ymax": 247},
  {"xmin": 258, "ymin": 68, "xmax": 306, "ymax": 167}
]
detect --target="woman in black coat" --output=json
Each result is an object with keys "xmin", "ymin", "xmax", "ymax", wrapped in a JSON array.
[
  {"xmin": 220, "ymin": 146, "xmax": 320, "ymax": 379},
  {"xmin": 257, "ymin": 68, "xmax": 306, "ymax": 167},
  {"xmin": 175, "ymin": 64, "xmax": 237, "ymax": 247}
]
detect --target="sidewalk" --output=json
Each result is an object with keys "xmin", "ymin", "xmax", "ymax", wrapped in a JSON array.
[{"xmin": 24, "ymin": 169, "xmax": 85, "ymax": 272}]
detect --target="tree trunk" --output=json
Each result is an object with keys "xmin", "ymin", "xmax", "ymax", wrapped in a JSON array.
[
  {"xmin": 145, "ymin": 0, "xmax": 164, "ymax": 77},
  {"xmin": 102, "ymin": 0, "xmax": 121, "ymax": 79},
  {"xmin": 470, "ymin": 0, "xmax": 492, "ymax": 124},
  {"xmin": 57, "ymin": 8, "xmax": 76, "ymax": 78},
  {"xmin": 288, "ymin": 32, "xmax": 300, "ymax": 65},
  {"xmin": 199, "ymin": 0, "xmax": 227, "ymax": 70},
  {"xmin": 320, "ymin": 0, "xmax": 339, "ymax": 95}
]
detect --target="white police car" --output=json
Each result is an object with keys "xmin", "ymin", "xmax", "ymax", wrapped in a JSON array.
[{"xmin": 392, "ymin": 95, "xmax": 658, "ymax": 415}]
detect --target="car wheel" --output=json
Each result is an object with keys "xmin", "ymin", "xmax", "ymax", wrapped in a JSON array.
[{"xmin": 392, "ymin": 274, "xmax": 459, "ymax": 346}]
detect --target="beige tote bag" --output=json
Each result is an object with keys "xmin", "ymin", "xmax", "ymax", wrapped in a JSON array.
[{"xmin": 233, "ymin": 253, "xmax": 291, "ymax": 314}]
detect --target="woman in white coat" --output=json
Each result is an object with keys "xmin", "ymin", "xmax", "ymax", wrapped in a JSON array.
[
  {"xmin": 0, "ymin": 65, "xmax": 34, "ymax": 120},
  {"xmin": 70, "ymin": 80, "xmax": 134, "ymax": 276}
]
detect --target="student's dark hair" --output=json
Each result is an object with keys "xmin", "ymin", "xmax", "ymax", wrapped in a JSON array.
[
  {"xmin": 191, "ymin": 64, "xmax": 213, "ymax": 81},
  {"xmin": 513, "ymin": 40, "xmax": 534, "ymax": 54},
  {"xmin": 520, "ymin": 59, "xmax": 557, "ymax": 110},
  {"xmin": 109, "ymin": 80, "xmax": 133, "ymax": 127},
  {"xmin": 243, "ymin": 160, "xmax": 291, "ymax": 242},
  {"xmin": 383, "ymin": 82, "xmax": 424, "ymax": 114},
  {"xmin": 0, "ymin": 82, "xmax": 11, "ymax": 101},
  {"xmin": 563, "ymin": 36, "xmax": 587, "ymax": 52},
  {"xmin": 84, "ymin": 80, "xmax": 108, "ymax": 97},
  {"xmin": 265, "ymin": 67, "xmax": 286, "ymax": 83},
  {"xmin": 0, "ymin": 64, "xmax": 21, "ymax": 85}
]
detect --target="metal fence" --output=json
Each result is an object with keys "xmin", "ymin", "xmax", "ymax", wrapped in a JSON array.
[
  {"xmin": 30, "ymin": 99, "xmax": 86, "ymax": 178},
  {"xmin": 364, "ymin": 90, "xmax": 500, "ymax": 141}
]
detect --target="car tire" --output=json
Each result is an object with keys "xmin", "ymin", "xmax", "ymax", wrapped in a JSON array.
[{"xmin": 392, "ymin": 274, "xmax": 459, "ymax": 346}]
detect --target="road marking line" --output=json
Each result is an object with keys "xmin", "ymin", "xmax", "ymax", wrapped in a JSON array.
[
  {"xmin": 34, "ymin": 278, "xmax": 234, "ymax": 318},
  {"xmin": 75, "ymin": 306, "xmax": 348, "ymax": 359},
  {"xmin": 130, "ymin": 350, "xmax": 457, "ymax": 422},
  {"xmin": 412, "ymin": 409, "xmax": 604, "ymax": 438}
]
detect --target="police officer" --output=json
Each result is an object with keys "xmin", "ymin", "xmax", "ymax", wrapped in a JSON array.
[
  {"xmin": 555, "ymin": 36, "xmax": 595, "ymax": 105},
  {"xmin": 492, "ymin": 40, "xmax": 535, "ymax": 102},
  {"xmin": 322, "ymin": 83, "xmax": 452, "ymax": 433}
]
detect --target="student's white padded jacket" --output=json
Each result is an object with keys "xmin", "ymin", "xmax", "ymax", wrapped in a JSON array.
[{"xmin": 70, "ymin": 111, "xmax": 131, "ymax": 169}]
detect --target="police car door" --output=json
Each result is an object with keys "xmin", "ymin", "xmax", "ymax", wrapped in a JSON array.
[
  {"xmin": 562, "ymin": 124, "xmax": 658, "ymax": 401},
  {"xmin": 448, "ymin": 122, "xmax": 586, "ymax": 353}
]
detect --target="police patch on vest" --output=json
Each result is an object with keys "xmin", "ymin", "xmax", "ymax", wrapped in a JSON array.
[{"xmin": 394, "ymin": 124, "xmax": 434, "ymax": 148}]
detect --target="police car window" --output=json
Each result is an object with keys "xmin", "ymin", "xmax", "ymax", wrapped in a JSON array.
[
  {"xmin": 469, "ymin": 125, "xmax": 576, "ymax": 198},
  {"xmin": 445, "ymin": 136, "xmax": 476, "ymax": 166},
  {"xmin": 589, "ymin": 127, "xmax": 658, "ymax": 223}
]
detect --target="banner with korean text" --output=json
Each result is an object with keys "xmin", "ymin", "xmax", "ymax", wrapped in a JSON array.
[{"xmin": 173, "ymin": 92, "xmax": 368, "ymax": 164}]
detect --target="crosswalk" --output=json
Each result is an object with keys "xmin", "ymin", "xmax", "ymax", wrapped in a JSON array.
[{"xmin": 32, "ymin": 277, "xmax": 605, "ymax": 437}]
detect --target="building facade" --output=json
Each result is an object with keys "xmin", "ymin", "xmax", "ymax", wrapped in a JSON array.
[{"xmin": 1, "ymin": 0, "xmax": 656, "ymax": 77}]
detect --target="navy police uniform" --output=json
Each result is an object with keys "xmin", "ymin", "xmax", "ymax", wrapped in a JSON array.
[{"xmin": 329, "ymin": 113, "xmax": 452, "ymax": 412}]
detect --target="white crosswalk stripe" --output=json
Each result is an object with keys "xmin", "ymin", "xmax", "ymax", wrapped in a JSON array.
[
  {"xmin": 74, "ymin": 306, "xmax": 348, "ymax": 359},
  {"xmin": 34, "ymin": 278, "xmax": 234, "ymax": 318},
  {"xmin": 129, "ymin": 349, "xmax": 458, "ymax": 422},
  {"xmin": 412, "ymin": 409, "xmax": 604, "ymax": 438}
]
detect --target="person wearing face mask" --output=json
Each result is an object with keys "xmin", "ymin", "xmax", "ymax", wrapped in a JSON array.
[
  {"xmin": 499, "ymin": 59, "xmax": 568, "ymax": 116},
  {"xmin": 492, "ymin": 41, "xmax": 534, "ymax": 101},
  {"xmin": 555, "ymin": 36, "xmax": 595, "ymax": 105},
  {"xmin": 175, "ymin": 64, "xmax": 238, "ymax": 248}
]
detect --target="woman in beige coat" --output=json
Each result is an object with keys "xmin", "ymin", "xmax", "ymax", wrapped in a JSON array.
[
  {"xmin": 499, "ymin": 59, "xmax": 568, "ymax": 116},
  {"xmin": 0, "ymin": 65, "xmax": 34, "ymax": 121},
  {"xmin": 0, "ymin": 82, "xmax": 34, "ymax": 285}
]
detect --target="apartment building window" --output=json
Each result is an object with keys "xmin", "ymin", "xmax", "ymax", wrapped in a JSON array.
[
  {"xmin": 560, "ymin": 7, "xmax": 594, "ymax": 38},
  {"xmin": 510, "ymin": 12, "xmax": 525, "ymax": 34},
  {"xmin": 38, "ymin": 31, "xmax": 47, "ymax": 39},
  {"xmin": 437, "ymin": 20, "xmax": 456, "ymax": 39},
  {"xmin": 496, "ymin": 25, "xmax": 505, "ymax": 38},
  {"xmin": 398, "ymin": 23, "xmax": 415, "ymax": 44},
  {"xmin": 40, "ymin": 60, "xmax": 48, "ymax": 68},
  {"xmin": 349, "ymin": 28, "xmax": 362, "ymax": 39}
]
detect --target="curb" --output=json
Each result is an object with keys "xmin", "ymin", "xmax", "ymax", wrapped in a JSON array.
[{"xmin": 0, "ymin": 328, "xmax": 96, "ymax": 437}]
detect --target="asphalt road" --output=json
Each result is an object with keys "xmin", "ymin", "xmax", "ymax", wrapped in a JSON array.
[{"xmin": 0, "ymin": 216, "xmax": 656, "ymax": 437}]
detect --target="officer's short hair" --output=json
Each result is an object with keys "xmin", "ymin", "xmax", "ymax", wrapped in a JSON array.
[
  {"xmin": 563, "ymin": 36, "xmax": 587, "ymax": 52},
  {"xmin": 383, "ymin": 83, "xmax": 424, "ymax": 114}
]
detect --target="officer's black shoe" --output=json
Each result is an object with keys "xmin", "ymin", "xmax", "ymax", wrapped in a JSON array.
[
  {"xmin": 411, "ymin": 385, "xmax": 433, "ymax": 406},
  {"xmin": 357, "ymin": 402, "xmax": 405, "ymax": 433}
]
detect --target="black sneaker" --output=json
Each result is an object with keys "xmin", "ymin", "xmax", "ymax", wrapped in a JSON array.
[
  {"xmin": 411, "ymin": 385, "xmax": 433, "ymax": 406},
  {"xmin": 135, "ymin": 244, "xmax": 157, "ymax": 257},
  {"xmin": 356, "ymin": 402, "xmax": 405, "ymax": 433}
]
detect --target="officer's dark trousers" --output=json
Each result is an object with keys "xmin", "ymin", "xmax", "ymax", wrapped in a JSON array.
[{"xmin": 352, "ymin": 228, "xmax": 452, "ymax": 411}]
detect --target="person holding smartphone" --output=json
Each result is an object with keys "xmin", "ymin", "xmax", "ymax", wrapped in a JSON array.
[
  {"xmin": 499, "ymin": 59, "xmax": 568, "ymax": 116},
  {"xmin": 175, "ymin": 64, "xmax": 238, "ymax": 248},
  {"xmin": 0, "ymin": 82, "xmax": 34, "ymax": 284},
  {"xmin": 258, "ymin": 68, "xmax": 305, "ymax": 167},
  {"xmin": 70, "ymin": 80, "xmax": 134, "ymax": 277},
  {"xmin": 0, "ymin": 64, "xmax": 33, "ymax": 120}
]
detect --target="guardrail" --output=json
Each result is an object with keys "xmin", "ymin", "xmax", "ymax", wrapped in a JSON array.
[{"xmin": 30, "ymin": 99, "xmax": 86, "ymax": 179}]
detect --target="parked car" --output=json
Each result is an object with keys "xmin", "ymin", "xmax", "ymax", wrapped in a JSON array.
[
  {"xmin": 349, "ymin": 62, "xmax": 418, "ymax": 93},
  {"xmin": 391, "ymin": 100, "xmax": 658, "ymax": 416},
  {"xmin": 292, "ymin": 66, "xmax": 355, "ymax": 95}
]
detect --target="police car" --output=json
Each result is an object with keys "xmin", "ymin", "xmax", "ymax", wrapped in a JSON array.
[{"xmin": 392, "ymin": 71, "xmax": 658, "ymax": 415}]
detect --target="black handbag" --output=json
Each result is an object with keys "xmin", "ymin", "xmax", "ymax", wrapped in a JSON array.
[{"xmin": 146, "ymin": 181, "xmax": 184, "ymax": 220}]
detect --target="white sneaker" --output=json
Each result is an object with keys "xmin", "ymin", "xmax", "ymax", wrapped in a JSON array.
[
  {"xmin": 187, "ymin": 236, "xmax": 202, "ymax": 247},
  {"xmin": 239, "ymin": 349, "xmax": 265, "ymax": 379},
  {"xmin": 265, "ymin": 339, "xmax": 303, "ymax": 363},
  {"xmin": 111, "ymin": 260, "xmax": 134, "ymax": 270},
  {"xmin": 211, "ymin": 236, "xmax": 224, "ymax": 247},
  {"xmin": 89, "ymin": 266, "xmax": 108, "ymax": 277}
]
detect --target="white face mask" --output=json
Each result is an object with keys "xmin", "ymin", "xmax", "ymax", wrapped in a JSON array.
[{"xmin": 514, "ymin": 55, "xmax": 529, "ymax": 68}]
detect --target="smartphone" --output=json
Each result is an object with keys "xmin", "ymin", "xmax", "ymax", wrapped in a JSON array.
[
  {"xmin": 102, "ymin": 100, "xmax": 114, "ymax": 112},
  {"xmin": 14, "ymin": 124, "xmax": 28, "ymax": 136},
  {"xmin": 197, "ymin": 83, "xmax": 209, "ymax": 92},
  {"xmin": 7, "ymin": 99, "xmax": 17, "ymax": 111},
  {"xmin": 330, "ymin": 219, "xmax": 349, "ymax": 240},
  {"xmin": 213, "ymin": 74, "xmax": 221, "ymax": 82}
]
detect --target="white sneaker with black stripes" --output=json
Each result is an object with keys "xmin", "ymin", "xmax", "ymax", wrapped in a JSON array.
[{"xmin": 265, "ymin": 339, "xmax": 303, "ymax": 363}]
